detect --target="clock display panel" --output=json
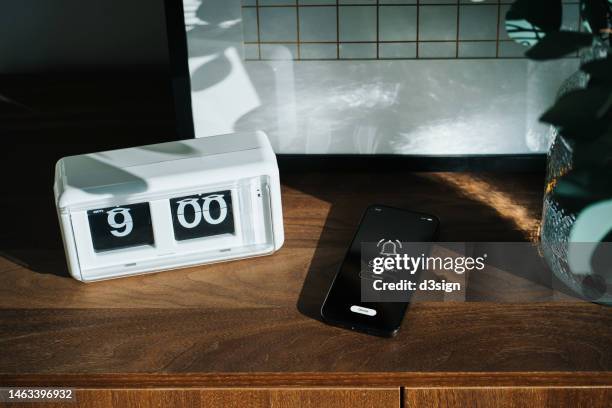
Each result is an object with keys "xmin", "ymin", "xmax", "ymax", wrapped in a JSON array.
[
  {"xmin": 170, "ymin": 190, "xmax": 235, "ymax": 241},
  {"xmin": 87, "ymin": 203, "xmax": 154, "ymax": 252}
]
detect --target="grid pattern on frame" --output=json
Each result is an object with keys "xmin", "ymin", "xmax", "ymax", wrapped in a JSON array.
[{"xmin": 241, "ymin": 0, "xmax": 581, "ymax": 60}]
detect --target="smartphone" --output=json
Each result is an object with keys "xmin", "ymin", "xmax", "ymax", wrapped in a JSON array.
[{"xmin": 320, "ymin": 205, "xmax": 439, "ymax": 337}]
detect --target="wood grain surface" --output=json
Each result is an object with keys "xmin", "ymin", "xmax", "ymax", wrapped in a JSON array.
[
  {"xmin": 1, "ymin": 171, "xmax": 611, "ymax": 387},
  {"xmin": 0, "ymin": 388, "xmax": 398, "ymax": 408},
  {"xmin": 404, "ymin": 387, "xmax": 611, "ymax": 408},
  {"xmin": 0, "ymin": 303, "xmax": 610, "ymax": 374},
  {"xmin": 2, "ymin": 372, "xmax": 612, "ymax": 388},
  {"xmin": 0, "ymin": 172, "xmax": 550, "ymax": 309}
]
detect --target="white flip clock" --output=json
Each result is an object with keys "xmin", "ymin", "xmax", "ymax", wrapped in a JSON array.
[{"xmin": 54, "ymin": 131, "xmax": 284, "ymax": 282}]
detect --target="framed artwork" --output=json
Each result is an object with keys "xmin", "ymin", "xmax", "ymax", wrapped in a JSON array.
[{"xmin": 169, "ymin": 0, "xmax": 580, "ymax": 160}]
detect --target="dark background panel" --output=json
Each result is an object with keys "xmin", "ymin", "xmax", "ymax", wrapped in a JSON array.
[
  {"xmin": 0, "ymin": 1, "xmax": 188, "ymax": 251},
  {"xmin": 0, "ymin": 0, "xmax": 169, "ymax": 74}
]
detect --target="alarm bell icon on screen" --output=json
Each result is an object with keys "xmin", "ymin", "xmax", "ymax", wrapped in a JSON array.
[{"xmin": 378, "ymin": 239, "xmax": 402, "ymax": 256}]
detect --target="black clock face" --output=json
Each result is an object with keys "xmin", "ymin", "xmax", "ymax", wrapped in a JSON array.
[
  {"xmin": 170, "ymin": 190, "xmax": 235, "ymax": 241},
  {"xmin": 87, "ymin": 203, "xmax": 154, "ymax": 252}
]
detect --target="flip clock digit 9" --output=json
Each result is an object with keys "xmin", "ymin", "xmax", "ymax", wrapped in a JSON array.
[{"xmin": 54, "ymin": 131, "xmax": 284, "ymax": 282}]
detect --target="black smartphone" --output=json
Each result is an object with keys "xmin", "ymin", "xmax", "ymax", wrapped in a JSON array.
[{"xmin": 320, "ymin": 205, "xmax": 439, "ymax": 337}]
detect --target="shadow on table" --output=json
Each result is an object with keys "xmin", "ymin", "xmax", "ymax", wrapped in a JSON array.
[
  {"xmin": 0, "ymin": 187, "xmax": 71, "ymax": 278},
  {"xmin": 288, "ymin": 168, "xmax": 577, "ymax": 322},
  {"xmin": 0, "ymin": 71, "xmax": 180, "ymax": 279}
]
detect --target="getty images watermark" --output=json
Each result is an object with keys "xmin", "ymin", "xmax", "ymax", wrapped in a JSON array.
[
  {"xmin": 360, "ymin": 242, "xmax": 612, "ymax": 303},
  {"xmin": 362, "ymin": 241, "xmax": 486, "ymax": 297}
]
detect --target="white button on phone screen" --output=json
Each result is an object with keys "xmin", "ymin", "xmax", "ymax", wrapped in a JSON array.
[{"xmin": 350, "ymin": 305, "xmax": 377, "ymax": 316}]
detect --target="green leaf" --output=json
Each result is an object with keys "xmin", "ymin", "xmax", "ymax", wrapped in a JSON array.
[
  {"xmin": 540, "ymin": 87, "xmax": 612, "ymax": 140},
  {"xmin": 525, "ymin": 30, "xmax": 593, "ymax": 60},
  {"xmin": 572, "ymin": 131, "xmax": 612, "ymax": 168},
  {"xmin": 581, "ymin": 56, "xmax": 612, "ymax": 86},
  {"xmin": 552, "ymin": 169, "xmax": 612, "ymax": 213},
  {"xmin": 507, "ymin": 0, "xmax": 562, "ymax": 32},
  {"xmin": 505, "ymin": 0, "xmax": 562, "ymax": 47},
  {"xmin": 580, "ymin": 0, "xmax": 610, "ymax": 34}
]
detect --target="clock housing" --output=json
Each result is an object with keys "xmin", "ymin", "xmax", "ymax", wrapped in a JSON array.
[{"xmin": 54, "ymin": 131, "xmax": 283, "ymax": 282}]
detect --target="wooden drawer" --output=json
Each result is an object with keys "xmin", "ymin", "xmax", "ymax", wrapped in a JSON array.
[
  {"xmin": 404, "ymin": 387, "xmax": 612, "ymax": 408},
  {"xmin": 0, "ymin": 388, "xmax": 399, "ymax": 408}
]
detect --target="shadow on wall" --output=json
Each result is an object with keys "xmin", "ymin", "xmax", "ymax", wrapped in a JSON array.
[
  {"xmin": 185, "ymin": 0, "xmax": 263, "ymax": 140},
  {"xmin": 187, "ymin": 1, "xmax": 241, "ymax": 92}
]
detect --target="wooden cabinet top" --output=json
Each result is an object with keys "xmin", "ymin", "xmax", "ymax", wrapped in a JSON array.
[{"xmin": 1, "ymin": 171, "xmax": 611, "ymax": 387}]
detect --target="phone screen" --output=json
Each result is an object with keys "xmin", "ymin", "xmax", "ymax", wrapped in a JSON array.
[{"xmin": 320, "ymin": 205, "xmax": 439, "ymax": 337}]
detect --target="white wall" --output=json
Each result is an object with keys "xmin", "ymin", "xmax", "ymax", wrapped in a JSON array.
[{"xmin": 0, "ymin": 0, "xmax": 168, "ymax": 73}]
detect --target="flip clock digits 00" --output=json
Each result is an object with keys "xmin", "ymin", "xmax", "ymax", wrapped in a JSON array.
[{"xmin": 54, "ymin": 131, "xmax": 284, "ymax": 282}]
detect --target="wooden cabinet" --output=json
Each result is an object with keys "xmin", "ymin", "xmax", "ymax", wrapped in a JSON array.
[
  {"xmin": 97, "ymin": 387, "xmax": 612, "ymax": 408},
  {"xmin": 5, "ymin": 387, "xmax": 610, "ymax": 408}
]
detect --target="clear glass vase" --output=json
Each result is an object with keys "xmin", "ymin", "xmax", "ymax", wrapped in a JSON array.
[
  {"xmin": 540, "ymin": 134, "xmax": 580, "ymax": 293},
  {"xmin": 539, "ymin": 39, "xmax": 611, "ymax": 303}
]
